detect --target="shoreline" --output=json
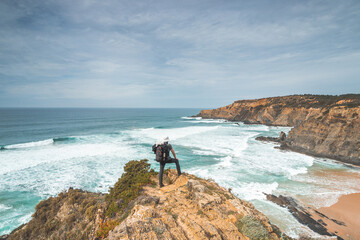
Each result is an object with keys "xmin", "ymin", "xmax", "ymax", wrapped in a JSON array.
[
  {"xmin": 317, "ymin": 193, "xmax": 360, "ymax": 239},
  {"xmin": 195, "ymin": 115, "xmax": 360, "ymax": 167},
  {"xmin": 219, "ymin": 117, "xmax": 360, "ymax": 167},
  {"xmin": 195, "ymin": 95, "xmax": 360, "ymax": 167}
]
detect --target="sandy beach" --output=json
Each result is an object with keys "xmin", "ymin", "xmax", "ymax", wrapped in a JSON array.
[{"xmin": 317, "ymin": 193, "xmax": 360, "ymax": 239}]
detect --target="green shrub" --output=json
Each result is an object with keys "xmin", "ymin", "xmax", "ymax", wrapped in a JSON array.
[
  {"xmin": 85, "ymin": 205, "xmax": 97, "ymax": 221},
  {"xmin": 105, "ymin": 159, "xmax": 156, "ymax": 217},
  {"xmin": 197, "ymin": 210, "xmax": 205, "ymax": 217},
  {"xmin": 95, "ymin": 219, "xmax": 120, "ymax": 239},
  {"xmin": 152, "ymin": 226, "xmax": 164, "ymax": 236},
  {"xmin": 236, "ymin": 215, "xmax": 269, "ymax": 240}
]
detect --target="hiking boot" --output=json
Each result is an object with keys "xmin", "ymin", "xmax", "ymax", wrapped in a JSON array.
[{"xmin": 159, "ymin": 184, "xmax": 164, "ymax": 188}]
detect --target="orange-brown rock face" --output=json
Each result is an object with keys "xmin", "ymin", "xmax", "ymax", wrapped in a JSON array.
[
  {"xmin": 286, "ymin": 106, "xmax": 360, "ymax": 164},
  {"xmin": 107, "ymin": 171, "xmax": 284, "ymax": 240},
  {"xmin": 108, "ymin": 170, "xmax": 281, "ymax": 240},
  {"xmin": 4, "ymin": 170, "xmax": 287, "ymax": 240},
  {"xmin": 197, "ymin": 95, "xmax": 360, "ymax": 165}
]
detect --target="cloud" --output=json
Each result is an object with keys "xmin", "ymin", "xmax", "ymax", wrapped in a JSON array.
[
  {"xmin": 0, "ymin": 0, "xmax": 359, "ymax": 107},
  {"xmin": 6, "ymin": 79, "xmax": 148, "ymax": 100}
]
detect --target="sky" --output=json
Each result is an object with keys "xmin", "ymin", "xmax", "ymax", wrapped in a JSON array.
[{"xmin": 0, "ymin": 0, "xmax": 359, "ymax": 108}]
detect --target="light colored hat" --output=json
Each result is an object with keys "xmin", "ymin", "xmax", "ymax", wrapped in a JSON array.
[{"xmin": 156, "ymin": 136, "xmax": 170, "ymax": 146}]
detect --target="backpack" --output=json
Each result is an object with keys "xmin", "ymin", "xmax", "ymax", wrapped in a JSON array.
[{"xmin": 152, "ymin": 143, "xmax": 169, "ymax": 162}]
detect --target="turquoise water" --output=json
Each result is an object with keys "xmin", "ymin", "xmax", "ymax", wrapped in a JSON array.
[{"xmin": 1, "ymin": 108, "xmax": 360, "ymax": 237}]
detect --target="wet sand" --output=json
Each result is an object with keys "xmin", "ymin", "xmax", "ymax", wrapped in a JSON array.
[{"xmin": 317, "ymin": 193, "xmax": 360, "ymax": 239}]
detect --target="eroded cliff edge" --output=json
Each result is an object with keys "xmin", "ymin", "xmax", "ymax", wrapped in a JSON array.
[
  {"xmin": 196, "ymin": 94, "xmax": 360, "ymax": 165},
  {"xmin": 1, "ymin": 160, "xmax": 289, "ymax": 240}
]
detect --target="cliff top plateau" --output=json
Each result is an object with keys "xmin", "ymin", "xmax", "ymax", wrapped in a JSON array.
[{"xmin": 234, "ymin": 94, "xmax": 360, "ymax": 109}]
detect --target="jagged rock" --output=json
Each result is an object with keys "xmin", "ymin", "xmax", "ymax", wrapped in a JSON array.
[
  {"xmin": 265, "ymin": 194, "xmax": 343, "ymax": 238},
  {"xmin": 256, "ymin": 136, "xmax": 280, "ymax": 142},
  {"xmin": 279, "ymin": 131, "xmax": 286, "ymax": 141},
  {"xmin": 256, "ymin": 132, "xmax": 286, "ymax": 143},
  {"xmin": 197, "ymin": 94, "xmax": 360, "ymax": 165},
  {"xmin": 137, "ymin": 195, "xmax": 160, "ymax": 206},
  {"xmin": 6, "ymin": 169, "xmax": 290, "ymax": 240}
]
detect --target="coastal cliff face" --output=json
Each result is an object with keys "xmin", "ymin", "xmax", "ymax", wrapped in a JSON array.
[
  {"xmin": 196, "ymin": 95, "xmax": 360, "ymax": 165},
  {"xmin": 2, "ymin": 160, "xmax": 288, "ymax": 240},
  {"xmin": 286, "ymin": 106, "xmax": 360, "ymax": 164}
]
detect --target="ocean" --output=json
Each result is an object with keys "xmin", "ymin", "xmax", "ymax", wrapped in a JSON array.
[{"xmin": 1, "ymin": 108, "xmax": 360, "ymax": 238}]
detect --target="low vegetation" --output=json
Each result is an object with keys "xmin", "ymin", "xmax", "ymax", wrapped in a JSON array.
[
  {"xmin": 105, "ymin": 159, "xmax": 156, "ymax": 217},
  {"xmin": 7, "ymin": 159, "xmax": 157, "ymax": 240},
  {"xmin": 235, "ymin": 94, "xmax": 360, "ymax": 109},
  {"xmin": 94, "ymin": 159, "xmax": 156, "ymax": 238},
  {"xmin": 95, "ymin": 219, "xmax": 120, "ymax": 239},
  {"xmin": 7, "ymin": 189, "xmax": 104, "ymax": 240},
  {"xmin": 235, "ymin": 215, "xmax": 270, "ymax": 240}
]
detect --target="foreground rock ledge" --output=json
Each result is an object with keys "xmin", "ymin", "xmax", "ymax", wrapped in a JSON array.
[
  {"xmin": 2, "ymin": 169, "xmax": 290, "ymax": 240},
  {"xmin": 196, "ymin": 94, "xmax": 360, "ymax": 165}
]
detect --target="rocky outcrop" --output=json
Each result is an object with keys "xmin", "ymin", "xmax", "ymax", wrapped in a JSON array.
[
  {"xmin": 2, "ymin": 160, "xmax": 289, "ymax": 240},
  {"xmin": 196, "ymin": 94, "xmax": 360, "ymax": 165},
  {"xmin": 265, "ymin": 194, "xmax": 346, "ymax": 239},
  {"xmin": 255, "ymin": 131, "xmax": 287, "ymax": 143},
  {"xmin": 3, "ymin": 189, "xmax": 106, "ymax": 240}
]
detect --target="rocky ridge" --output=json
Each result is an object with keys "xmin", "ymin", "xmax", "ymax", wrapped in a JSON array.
[
  {"xmin": 265, "ymin": 194, "xmax": 345, "ymax": 239},
  {"xmin": 1, "ymin": 160, "xmax": 289, "ymax": 240},
  {"xmin": 196, "ymin": 94, "xmax": 360, "ymax": 165}
]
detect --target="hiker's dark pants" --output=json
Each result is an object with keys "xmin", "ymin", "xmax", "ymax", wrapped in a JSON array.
[{"xmin": 159, "ymin": 158, "xmax": 181, "ymax": 186}]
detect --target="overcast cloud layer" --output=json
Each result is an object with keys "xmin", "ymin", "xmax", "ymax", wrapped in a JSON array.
[{"xmin": 0, "ymin": 0, "xmax": 359, "ymax": 108}]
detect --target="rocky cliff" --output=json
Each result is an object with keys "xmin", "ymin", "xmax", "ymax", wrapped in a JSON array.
[
  {"xmin": 1, "ymin": 160, "xmax": 289, "ymax": 240},
  {"xmin": 196, "ymin": 94, "xmax": 360, "ymax": 165}
]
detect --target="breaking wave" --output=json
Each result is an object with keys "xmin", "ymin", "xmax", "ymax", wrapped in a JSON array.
[
  {"xmin": 1, "ymin": 137, "xmax": 78, "ymax": 150},
  {"xmin": 181, "ymin": 116, "xmax": 202, "ymax": 120},
  {"xmin": 0, "ymin": 204, "xmax": 12, "ymax": 212},
  {"xmin": 1, "ymin": 110, "xmax": 360, "ymax": 238}
]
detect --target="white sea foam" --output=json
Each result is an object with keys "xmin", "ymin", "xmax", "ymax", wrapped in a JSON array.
[
  {"xmin": 4, "ymin": 139, "xmax": 54, "ymax": 149},
  {"xmin": 216, "ymin": 156, "xmax": 232, "ymax": 168},
  {"xmin": 254, "ymin": 201, "xmax": 325, "ymax": 239},
  {"xmin": 287, "ymin": 167, "xmax": 308, "ymax": 177},
  {"xmin": 0, "ymin": 143, "xmax": 121, "ymax": 175},
  {"xmin": 237, "ymin": 182, "xmax": 279, "ymax": 200},
  {"xmin": 191, "ymin": 149, "xmax": 219, "ymax": 156},
  {"xmin": 0, "ymin": 131, "xmax": 154, "ymax": 199},
  {"xmin": 181, "ymin": 116, "xmax": 202, "ymax": 120},
  {"xmin": 0, "ymin": 204, "xmax": 12, "ymax": 211},
  {"xmin": 289, "ymin": 165, "xmax": 360, "ymax": 208},
  {"xmin": 18, "ymin": 212, "xmax": 33, "ymax": 225},
  {"xmin": 1, "ymin": 118, "xmax": 359, "ymax": 238},
  {"xmin": 186, "ymin": 119, "xmax": 228, "ymax": 124},
  {"xmin": 129, "ymin": 126, "xmax": 219, "ymax": 142},
  {"xmin": 242, "ymin": 125, "xmax": 270, "ymax": 131}
]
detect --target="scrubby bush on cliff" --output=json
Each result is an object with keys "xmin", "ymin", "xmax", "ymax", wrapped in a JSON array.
[
  {"xmin": 235, "ymin": 94, "xmax": 360, "ymax": 109},
  {"xmin": 235, "ymin": 215, "xmax": 269, "ymax": 240},
  {"xmin": 95, "ymin": 219, "xmax": 120, "ymax": 239},
  {"xmin": 105, "ymin": 159, "xmax": 156, "ymax": 217},
  {"xmin": 94, "ymin": 159, "xmax": 157, "ymax": 238},
  {"xmin": 7, "ymin": 189, "xmax": 103, "ymax": 240}
]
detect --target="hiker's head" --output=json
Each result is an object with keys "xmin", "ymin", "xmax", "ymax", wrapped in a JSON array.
[{"xmin": 163, "ymin": 136, "xmax": 169, "ymax": 144}]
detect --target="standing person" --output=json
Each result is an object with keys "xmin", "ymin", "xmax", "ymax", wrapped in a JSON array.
[{"xmin": 152, "ymin": 137, "xmax": 181, "ymax": 187}]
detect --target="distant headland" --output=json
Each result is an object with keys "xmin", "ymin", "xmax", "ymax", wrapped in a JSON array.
[{"xmin": 196, "ymin": 94, "xmax": 360, "ymax": 166}]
